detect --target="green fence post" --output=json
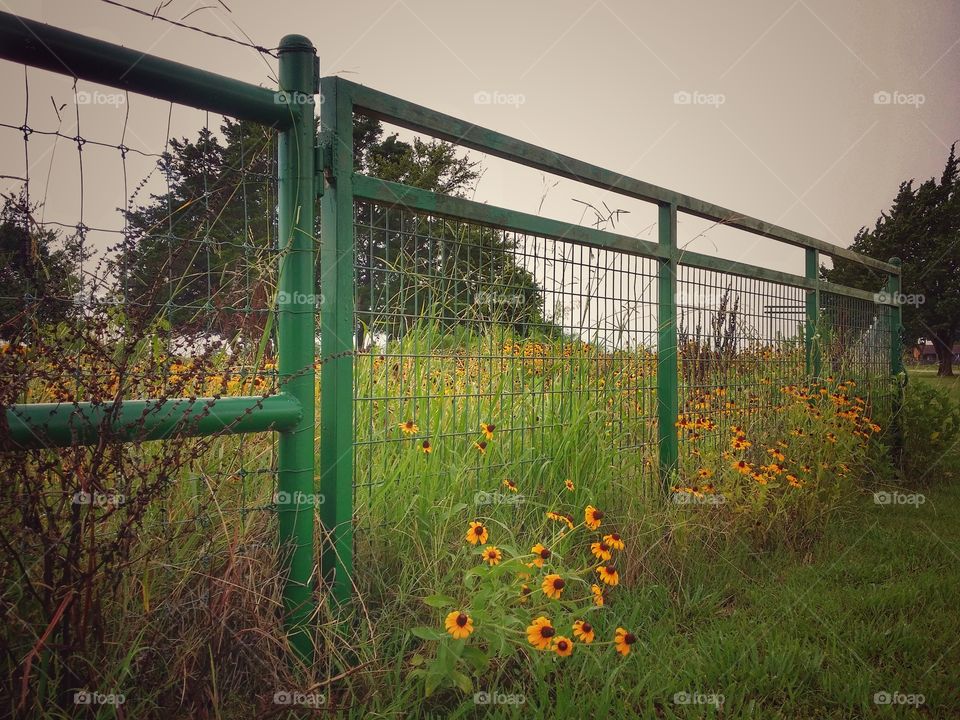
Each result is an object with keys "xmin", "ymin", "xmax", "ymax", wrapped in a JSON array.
[
  {"xmin": 887, "ymin": 256, "xmax": 904, "ymax": 468},
  {"xmin": 657, "ymin": 202, "xmax": 679, "ymax": 494},
  {"xmin": 276, "ymin": 34, "xmax": 318, "ymax": 662},
  {"xmin": 319, "ymin": 77, "xmax": 354, "ymax": 607},
  {"xmin": 805, "ymin": 248, "xmax": 821, "ymax": 377}
]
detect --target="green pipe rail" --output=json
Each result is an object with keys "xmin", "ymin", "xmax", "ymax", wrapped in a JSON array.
[{"xmin": 0, "ymin": 11, "xmax": 904, "ymax": 664}]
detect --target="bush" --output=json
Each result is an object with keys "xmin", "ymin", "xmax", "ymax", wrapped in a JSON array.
[{"xmin": 898, "ymin": 379, "xmax": 960, "ymax": 484}]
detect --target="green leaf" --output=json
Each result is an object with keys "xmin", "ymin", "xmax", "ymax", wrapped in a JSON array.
[
  {"xmin": 410, "ymin": 626, "xmax": 446, "ymax": 641},
  {"xmin": 409, "ymin": 653, "xmax": 426, "ymax": 667},
  {"xmin": 424, "ymin": 670, "xmax": 444, "ymax": 697},
  {"xmin": 450, "ymin": 669, "xmax": 473, "ymax": 694},
  {"xmin": 460, "ymin": 645, "xmax": 489, "ymax": 672},
  {"xmin": 423, "ymin": 594, "xmax": 456, "ymax": 609}
]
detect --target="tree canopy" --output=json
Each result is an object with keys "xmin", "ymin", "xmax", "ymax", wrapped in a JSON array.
[{"xmin": 824, "ymin": 144, "xmax": 960, "ymax": 375}]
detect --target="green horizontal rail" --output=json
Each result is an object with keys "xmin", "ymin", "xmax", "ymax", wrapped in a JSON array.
[
  {"xmin": 344, "ymin": 78, "xmax": 897, "ymax": 276},
  {"xmin": 2, "ymin": 393, "xmax": 302, "ymax": 450},
  {"xmin": 353, "ymin": 173, "xmax": 894, "ymax": 306},
  {"xmin": 0, "ymin": 10, "xmax": 294, "ymax": 128}
]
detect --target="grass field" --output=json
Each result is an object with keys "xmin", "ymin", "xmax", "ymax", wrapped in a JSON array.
[{"xmin": 5, "ymin": 338, "xmax": 959, "ymax": 718}]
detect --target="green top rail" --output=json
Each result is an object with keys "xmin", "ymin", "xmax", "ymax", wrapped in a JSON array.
[
  {"xmin": 0, "ymin": 10, "xmax": 297, "ymax": 129},
  {"xmin": 341, "ymin": 78, "xmax": 898, "ymax": 277}
]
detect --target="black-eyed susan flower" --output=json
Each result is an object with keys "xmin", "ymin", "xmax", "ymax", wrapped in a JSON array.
[
  {"xmin": 444, "ymin": 611, "xmax": 474, "ymax": 639},
  {"xmin": 474, "ymin": 440, "xmax": 487, "ymax": 454},
  {"xmin": 547, "ymin": 511, "xmax": 575, "ymax": 530},
  {"xmin": 542, "ymin": 574, "xmax": 565, "ymax": 599},
  {"xmin": 591, "ymin": 583, "xmax": 605, "ymax": 607},
  {"xmin": 564, "ymin": 479, "xmax": 575, "ymax": 491},
  {"xmin": 584, "ymin": 505, "xmax": 604, "ymax": 530},
  {"xmin": 596, "ymin": 564, "xmax": 619, "ymax": 586},
  {"xmin": 825, "ymin": 432, "xmax": 837, "ymax": 444},
  {"xmin": 787, "ymin": 474, "xmax": 803, "ymax": 488},
  {"xmin": 503, "ymin": 478, "xmax": 517, "ymax": 492},
  {"xmin": 733, "ymin": 459, "xmax": 751, "ymax": 475},
  {"xmin": 526, "ymin": 616, "xmax": 556, "ymax": 650},
  {"xmin": 553, "ymin": 636, "xmax": 574, "ymax": 657},
  {"xmin": 481, "ymin": 422, "xmax": 496, "ymax": 441},
  {"xmin": 531, "ymin": 543, "xmax": 551, "ymax": 568},
  {"xmin": 730, "ymin": 425, "xmax": 745, "ymax": 435},
  {"xmin": 482, "ymin": 546, "xmax": 503, "ymax": 566},
  {"xmin": 615, "ymin": 627, "xmax": 637, "ymax": 656},
  {"xmin": 591, "ymin": 540, "xmax": 612, "ymax": 561},
  {"xmin": 603, "ymin": 532, "xmax": 625, "ymax": 551},
  {"xmin": 466, "ymin": 521, "xmax": 488, "ymax": 545},
  {"xmin": 767, "ymin": 448, "xmax": 785, "ymax": 462},
  {"xmin": 751, "ymin": 471, "xmax": 768, "ymax": 485},
  {"xmin": 697, "ymin": 468, "xmax": 713, "ymax": 479},
  {"xmin": 519, "ymin": 584, "xmax": 531, "ymax": 604},
  {"xmin": 399, "ymin": 419, "xmax": 419, "ymax": 435},
  {"xmin": 572, "ymin": 620, "xmax": 595, "ymax": 644},
  {"xmin": 702, "ymin": 482, "xmax": 716, "ymax": 494},
  {"xmin": 420, "ymin": 440, "xmax": 432, "ymax": 454},
  {"xmin": 731, "ymin": 435, "xmax": 752, "ymax": 450}
]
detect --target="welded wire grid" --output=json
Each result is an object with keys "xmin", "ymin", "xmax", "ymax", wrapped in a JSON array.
[
  {"xmin": 820, "ymin": 290, "xmax": 894, "ymax": 422},
  {"xmin": 351, "ymin": 201, "xmax": 661, "ymax": 523},
  {"xmin": 675, "ymin": 266, "xmax": 808, "ymax": 457},
  {"xmin": 0, "ymin": 65, "xmax": 283, "ymax": 530}
]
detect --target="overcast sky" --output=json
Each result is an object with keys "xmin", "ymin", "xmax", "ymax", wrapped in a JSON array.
[{"xmin": 1, "ymin": 0, "xmax": 958, "ymax": 284}]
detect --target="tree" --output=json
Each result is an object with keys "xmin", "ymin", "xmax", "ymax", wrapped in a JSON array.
[
  {"xmin": 120, "ymin": 115, "xmax": 547, "ymax": 347},
  {"xmin": 0, "ymin": 193, "xmax": 83, "ymax": 340},
  {"xmin": 824, "ymin": 143, "xmax": 960, "ymax": 375}
]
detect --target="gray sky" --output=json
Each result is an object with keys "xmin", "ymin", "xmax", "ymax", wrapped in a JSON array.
[{"xmin": 1, "ymin": 0, "xmax": 959, "ymax": 282}]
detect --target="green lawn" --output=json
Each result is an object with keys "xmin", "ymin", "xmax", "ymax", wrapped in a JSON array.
[
  {"xmin": 409, "ymin": 482, "xmax": 960, "ymax": 718},
  {"xmin": 907, "ymin": 364, "xmax": 960, "ymax": 401}
]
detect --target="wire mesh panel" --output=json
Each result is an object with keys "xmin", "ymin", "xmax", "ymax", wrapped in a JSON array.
[
  {"xmin": 674, "ymin": 266, "xmax": 808, "ymax": 455},
  {"xmin": 351, "ymin": 201, "xmax": 660, "ymax": 531}
]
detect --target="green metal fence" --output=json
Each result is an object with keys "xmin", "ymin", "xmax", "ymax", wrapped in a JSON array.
[{"xmin": 0, "ymin": 12, "xmax": 903, "ymax": 664}]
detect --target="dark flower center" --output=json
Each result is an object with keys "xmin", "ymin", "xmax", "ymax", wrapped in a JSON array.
[
  {"xmin": 624, "ymin": 632, "xmax": 636, "ymax": 645},
  {"xmin": 592, "ymin": 510, "xmax": 604, "ymax": 520},
  {"xmin": 487, "ymin": 424, "xmax": 496, "ymax": 431},
  {"xmin": 604, "ymin": 565, "xmax": 616, "ymax": 575},
  {"xmin": 540, "ymin": 548, "xmax": 550, "ymax": 559},
  {"xmin": 553, "ymin": 578, "xmax": 565, "ymax": 590},
  {"xmin": 611, "ymin": 534, "xmax": 620, "ymax": 541},
  {"xmin": 473, "ymin": 526, "xmax": 484, "ymax": 535},
  {"xmin": 599, "ymin": 543, "xmax": 610, "ymax": 552},
  {"xmin": 521, "ymin": 586, "xmax": 531, "ymax": 596},
  {"xmin": 557, "ymin": 640, "xmax": 568, "ymax": 651},
  {"xmin": 456, "ymin": 614, "xmax": 468, "ymax": 627},
  {"xmin": 540, "ymin": 626, "xmax": 555, "ymax": 639},
  {"xmin": 581, "ymin": 622, "xmax": 592, "ymax": 633}
]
